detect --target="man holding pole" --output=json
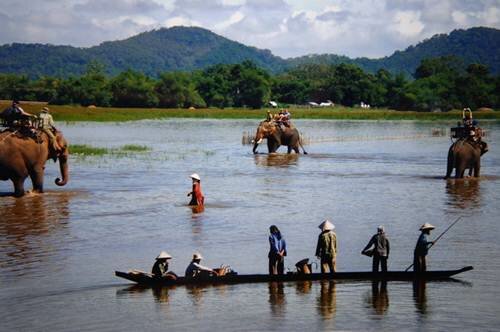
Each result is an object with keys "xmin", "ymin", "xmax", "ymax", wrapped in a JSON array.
[{"xmin": 413, "ymin": 223, "xmax": 435, "ymax": 272}]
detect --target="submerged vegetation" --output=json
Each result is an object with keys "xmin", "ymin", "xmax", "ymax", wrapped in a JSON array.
[{"xmin": 70, "ymin": 144, "xmax": 151, "ymax": 156}]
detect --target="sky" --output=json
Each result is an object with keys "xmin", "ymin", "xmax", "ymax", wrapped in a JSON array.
[{"xmin": 0, "ymin": 0, "xmax": 498, "ymax": 59}]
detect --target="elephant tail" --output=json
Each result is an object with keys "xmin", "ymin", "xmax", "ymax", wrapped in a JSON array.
[{"xmin": 299, "ymin": 137, "xmax": 308, "ymax": 155}]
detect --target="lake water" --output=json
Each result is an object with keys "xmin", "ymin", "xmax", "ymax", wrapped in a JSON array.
[{"xmin": 1, "ymin": 119, "xmax": 499, "ymax": 331}]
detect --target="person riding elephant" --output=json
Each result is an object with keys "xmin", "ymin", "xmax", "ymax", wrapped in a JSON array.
[
  {"xmin": 252, "ymin": 120, "xmax": 307, "ymax": 154},
  {"xmin": 38, "ymin": 107, "xmax": 61, "ymax": 152},
  {"xmin": 0, "ymin": 129, "xmax": 69, "ymax": 197},
  {"xmin": 444, "ymin": 139, "xmax": 488, "ymax": 179},
  {"xmin": 0, "ymin": 100, "xmax": 34, "ymax": 127}
]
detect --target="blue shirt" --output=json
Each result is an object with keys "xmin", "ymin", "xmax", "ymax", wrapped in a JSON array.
[{"xmin": 269, "ymin": 233, "xmax": 286, "ymax": 255}]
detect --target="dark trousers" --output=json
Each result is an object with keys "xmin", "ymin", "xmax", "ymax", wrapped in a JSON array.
[
  {"xmin": 269, "ymin": 253, "xmax": 284, "ymax": 275},
  {"xmin": 413, "ymin": 254, "xmax": 427, "ymax": 272},
  {"xmin": 372, "ymin": 254, "xmax": 388, "ymax": 272}
]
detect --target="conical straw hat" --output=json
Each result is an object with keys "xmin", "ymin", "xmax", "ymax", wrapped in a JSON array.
[
  {"xmin": 419, "ymin": 223, "xmax": 435, "ymax": 231},
  {"xmin": 318, "ymin": 219, "xmax": 335, "ymax": 231},
  {"xmin": 156, "ymin": 251, "xmax": 172, "ymax": 260}
]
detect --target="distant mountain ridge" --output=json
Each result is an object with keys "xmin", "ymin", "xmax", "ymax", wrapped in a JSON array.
[{"xmin": 0, "ymin": 26, "xmax": 498, "ymax": 78}]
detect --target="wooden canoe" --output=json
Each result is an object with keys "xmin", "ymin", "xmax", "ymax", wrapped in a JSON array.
[{"xmin": 115, "ymin": 266, "xmax": 473, "ymax": 287}]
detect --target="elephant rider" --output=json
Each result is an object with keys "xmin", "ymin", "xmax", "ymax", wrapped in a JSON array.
[
  {"xmin": 266, "ymin": 110, "xmax": 273, "ymax": 122},
  {"xmin": 315, "ymin": 219, "xmax": 337, "ymax": 274},
  {"xmin": 185, "ymin": 252, "xmax": 219, "ymax": 279},
  {"xmin": 276, "ymin": 109, "xmax": 291, "ymax": 130},
  {"xmin": 187, "ymin": 173, "xmax": 204, "ymax": 207},
  {"xmin": 38, "ymin": 107, "xmax": 61, "ymax": 151},
  {"xmin": 413, "ymin": 223, "xmax": 435, "ymax": 272},
  {"xmin": 1, "ymin": 100, "xmax": 34, "ymax": 128},
  {"xmin": 462, "ymin": 108, "xmax": 483, "ymax": 142},
  {"xmin": 152, "ymin": 251, "xmax": 177, "ymax": 280},
  {"xmin": 362, "ymin": 225, "xmax": 390, "ymax": 272}
]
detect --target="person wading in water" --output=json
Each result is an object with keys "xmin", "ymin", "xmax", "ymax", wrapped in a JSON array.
[
  {"xmin": 187, "ymin": 173, "xmax": 204, "ymax": 207},
  {"xmin": 362, "ymin": 226, "xmax": 390, "ymax": 272},
  {"xmin": 413, "ymin": 223, "xmax": 435, "ymax": 272}
]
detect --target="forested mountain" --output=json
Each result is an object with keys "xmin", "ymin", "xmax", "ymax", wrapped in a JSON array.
[
  {"xmin": 291, "ymin": 27, "xmax": 500, "ymax": 76},
  {"xmin": 0, "ymin": 27, "xmax": 288, "ymax": 77},
  {"xmin": 0, "ymin": 26, "xmax": 498, "ymax": 78}
]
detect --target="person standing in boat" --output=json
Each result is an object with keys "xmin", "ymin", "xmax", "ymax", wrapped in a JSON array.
[
  {"xmin": 362, "ymin": 226, "xmax": 390, "ymax": 272},
  {"xmin": 413, "ymin": 223, "xmax": 435, "ymax": 272},
  {"xmin": 187, "ymin": 173, "xmax": 204, "ymax": 207},
  {"xmin": 268, "ymin": 225, "xmax": 287, "ymax": 275},
  {"xmin": 185, "ymin": 252, "xmax": 219, "ymax": 279},
  {"xmin": 315, "ymin": 220, "xmax": 337, "ymax": 274},
  {"xmin": 152, "ymin": 251, "xmax": 177, "ymax": 280}
]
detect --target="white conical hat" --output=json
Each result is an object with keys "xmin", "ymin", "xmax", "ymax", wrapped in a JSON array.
[
  {"xmin": 419, "ymin": 223, "xmax": 435, "ymax": 231},
  {"xmin": 190, "ymin": 173, "xmax": 201, "ymax": 181},
  {"xmin": 318, "ymin": 219, "xmax": 335, "ymax": 231},
  {"xmin": 193, "ymin": 252, "xmax": 203, "ymax": 260},
  {"xmin": 156, "ymin": 251, "xmax": 172, "ymax": 260}
]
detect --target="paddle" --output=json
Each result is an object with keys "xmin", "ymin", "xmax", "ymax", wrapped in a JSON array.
[{"xmin": 405, "ymin": 216, "xmax": 463, "ymax": 272}]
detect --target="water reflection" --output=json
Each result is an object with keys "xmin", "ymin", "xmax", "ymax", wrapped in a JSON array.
[
  {"xmin": 317, "ymin": 281, "xmax": 337, "ymax": 319},
  {"xmin": 268, "ymin": 282, "xmax": 286, "ymax": 316},
  {"xmin": 445, "ymin": 179, "xmax": 481, "ymax": 209},
  {"xmin": 295, "ymin": 281, "xmax": 312, "ymax": 295},
  {"xmin": 364, "ymin": 281, "xmax": 389, "ymax": 316},
  {"xmin": 413, "ymin": 280, "xmax": 428, "ymax": 315},
  {"xmin": 0, "ymin": 193, "xmax": 71, "ymax": 273},
  {"xmin": 254, "ymin": 154, "xmax": 299, "ymax": 167}
]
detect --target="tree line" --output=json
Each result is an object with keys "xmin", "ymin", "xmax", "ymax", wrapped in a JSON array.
[{"xmin": 0, "ymin": 57, "xmax": 498, "ymax": 111}]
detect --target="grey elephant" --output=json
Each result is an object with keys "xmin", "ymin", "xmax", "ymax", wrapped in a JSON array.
[
  {"xmin": 252, "ymin": 121, "xmax": 307, "ymax": 154},
  {"xmin": 445, "ymin": 139, "xmax": 488, "ymax": 179},
  {"xmin": 0, "ymin": 129, "xmax": 69, "ymax": 197}
]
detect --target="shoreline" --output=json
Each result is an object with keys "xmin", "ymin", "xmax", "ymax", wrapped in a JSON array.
[{"xmin": 2, "ymin": 102, "xmax": 499, "ymax": 122}]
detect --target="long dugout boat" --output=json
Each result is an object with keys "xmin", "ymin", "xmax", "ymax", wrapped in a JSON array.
[{"xmin": 115, "ymin": 266, "xmax": 473, "ymax": 287}]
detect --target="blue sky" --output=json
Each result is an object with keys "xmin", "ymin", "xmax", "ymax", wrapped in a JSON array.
[{"xmin": 0, "ymin": 0, "xmax": 498, "ymax": 58}]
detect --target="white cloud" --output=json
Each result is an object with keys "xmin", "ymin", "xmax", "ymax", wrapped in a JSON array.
[
  {"xmin": 0, "ymin": 0, "xmax": 498, "ymax": 58},
  {"xmin": 392, "ymin": 11, "xmax": 424, "ymax": 38}
]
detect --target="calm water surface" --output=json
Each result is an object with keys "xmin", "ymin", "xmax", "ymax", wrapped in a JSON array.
[{"xmin": 1, "ymin": 120, "xmax": 500, "ymax": 331}]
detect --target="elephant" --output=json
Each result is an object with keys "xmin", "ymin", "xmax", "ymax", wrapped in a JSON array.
[
  {"xmin": 0, "ymin": 129, "xmax": 69, "ymax": 197},
  {"xmin": 445, "ymin": 139, "xmax": 488, "ymax": 179},
  {"xmin": 252, "ymin": 121, "xmax": 307, "ymax": 154}
]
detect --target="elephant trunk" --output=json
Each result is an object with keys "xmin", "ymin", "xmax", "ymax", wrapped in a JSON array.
[
  {"xmin": 253, "ymin": 132, "xmax": 263, "ymax": 154},
  {"xmin": 55, "ymin": 153, "xmax": 69, "ymax": 186}
]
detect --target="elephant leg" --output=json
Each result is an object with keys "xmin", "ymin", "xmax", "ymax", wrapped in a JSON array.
[
  {"xmin": 29, "ymin": 168, "xmax": 44, "ymax": 193},
  {"xmin": 457, "ymin": 166, "xmax": 466, "ymax": 179},
  {"xmin": 12, "ymin": 177, "xmax": 25, "ymax": 197},
  {"xmin": 473, "ymin": 159, "xmax": 481, "ymax": 177},
  {"xmin": 444, "ymin": 147, "xmax": 454, "ymax": 179}
]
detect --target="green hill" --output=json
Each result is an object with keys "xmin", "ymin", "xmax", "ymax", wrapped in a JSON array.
[
  {"xmin": 0, "ymin": 26, "xmax": 498, "ymax": 78},
  {"xmin": 0, "ymin": 26, "xmax": 288, "ymax": 77},
  {"xmin": 292, "ymin": 27, "xmax": 500, "ymax": 76}
]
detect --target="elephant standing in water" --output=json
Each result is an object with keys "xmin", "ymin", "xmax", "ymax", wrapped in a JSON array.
[
  {"xmin": 252, "ymin": 121, "xmax": 307, "ymax": 154},
  {"xmin": 0, "ymin": 129, "xmax": 69, "ymax": 197},
  {"xmin": 445, "ymin": 139, "xmax": 488, "ymax": 179}
]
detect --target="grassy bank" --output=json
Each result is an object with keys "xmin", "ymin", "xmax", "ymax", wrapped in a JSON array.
[{"xmin": 2, "ymin": 101, "xmax": 499, "ymax": 122}]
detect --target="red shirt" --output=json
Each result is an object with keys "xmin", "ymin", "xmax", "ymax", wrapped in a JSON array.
[{"xmin": 191, "ymin": 182, "xmax": 204, "ymax": 206}]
